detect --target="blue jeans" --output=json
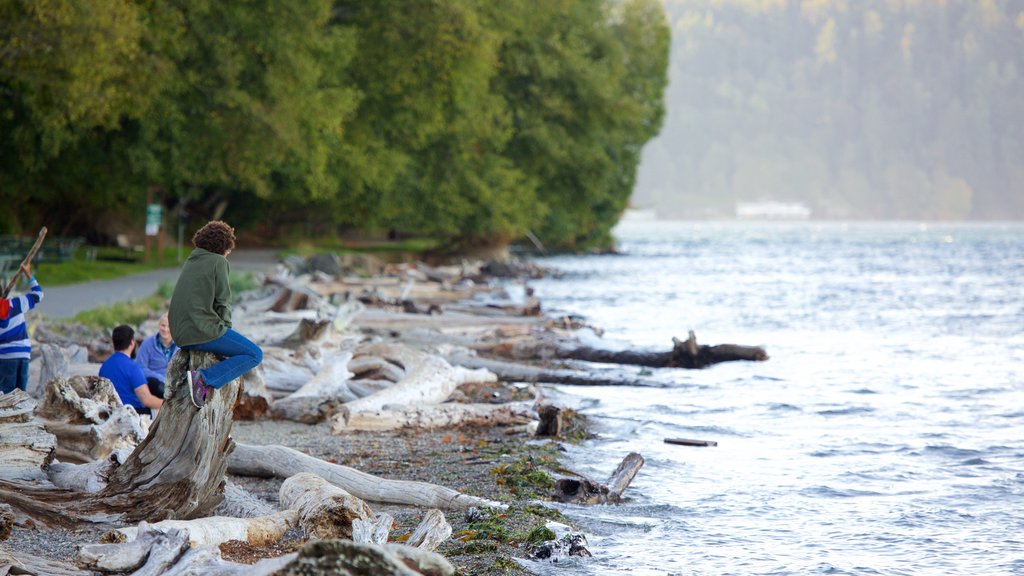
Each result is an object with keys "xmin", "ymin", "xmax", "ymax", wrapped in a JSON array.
[
  {"xmin": 0, "ymin": 358, "xmax": 29, "ymax": 394},
  {"xmin": 184, "ymin": 329, "xmax": 263, "ymax": 389}
]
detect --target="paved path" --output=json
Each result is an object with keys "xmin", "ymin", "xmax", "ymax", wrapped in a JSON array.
[{"xmin": 39, "ymin": 249, "xmax": 280, "ymax": 319}]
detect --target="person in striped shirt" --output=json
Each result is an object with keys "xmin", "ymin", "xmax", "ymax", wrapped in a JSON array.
[{"xmin": 0, "ymin": 262, "xmax": 43, "ymax": 394}]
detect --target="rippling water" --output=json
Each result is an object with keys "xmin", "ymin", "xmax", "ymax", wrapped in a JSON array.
[{"xmin": 522, "ymin": 221, "xmax": 1024, "ymax": 576}]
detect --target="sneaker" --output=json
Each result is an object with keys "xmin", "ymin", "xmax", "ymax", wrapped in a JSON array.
[{"xmin": 187, "ymin": 370, "xmax": 211, "ymax": 408}]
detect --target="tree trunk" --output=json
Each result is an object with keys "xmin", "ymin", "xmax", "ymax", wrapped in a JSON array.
[
  {"xmin": 476, "ymin": 330, "xmax": 768, "ymax": 369},
  {"xmin": 228, "ymin": 443, "xmax": 502, "ymax": 511},
  {"xmin": 0, "ymin": 350, "xmax": 242, "ymax": 526},
  {"xmin": 100, "ymin": 510, "xmax": 297, "ymax": 548},
  {"xmin": 0, "ymin": 390, "xmax": 55, "ymax": 483},
  {"xmin": 445, "ymin": 354, "xmax": 670, "ymax": 388},
  {"xmin": 333, "ymin": 401, "xmax": 533, "ymax": 432},
  {"xmin": 279, "ymin": 472, "xmax": 372, "ymax": 539}
]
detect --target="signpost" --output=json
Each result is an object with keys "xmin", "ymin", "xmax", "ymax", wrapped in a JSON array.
[{"xmin": 145, "ymin": 186, "xmax": 165, "ymax": 264}]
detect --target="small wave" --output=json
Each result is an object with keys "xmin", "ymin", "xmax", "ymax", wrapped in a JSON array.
[
  {"xmin": 817, "ymin": 406, "xmax": 876, "ymax": 416},
  {"xmin": 923, "ymin": 445, "xmax": 984, "ymax": 459},
  {"xmin": 800, "ymin": 485, "xmax": 884, "ymax": 498},
  {"xmin": 766, "ymin": 402, "xmax": 801, "ymax": 412},
  {"xmin": 958, "ymin": 457, "xmax": 990, "ymax": 466},
  {"xmin": 847, "ymin": 388, "xmax": 878, "ymax": 395}
]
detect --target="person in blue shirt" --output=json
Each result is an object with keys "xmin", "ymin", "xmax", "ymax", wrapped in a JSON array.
[
  {"xmin": 0, "ymin": 262, "xmax": 44, "ymax": 394},
  {"xmin": 134, "ymin": 313, "xmax": 177, "ymax": 399},
  {"xmin": 99, "ymin": 325, "xmax": 163, "ymax": 416}
]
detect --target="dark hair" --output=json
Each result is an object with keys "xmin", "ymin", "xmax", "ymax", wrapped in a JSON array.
[
  {"xmin": 112, "ymin": 325, "xmax": 135, "ymax": 351},
  {"xmin": 192, "ymin": 220, "xmax": 236, "ymax": 255}
]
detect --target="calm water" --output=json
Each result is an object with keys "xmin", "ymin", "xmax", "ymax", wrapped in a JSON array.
[{"xmin": 523, "ymin": 221, "xmax": 1024, "ymax": 576}]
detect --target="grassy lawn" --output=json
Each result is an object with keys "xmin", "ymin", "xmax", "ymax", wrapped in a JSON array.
[{"xmin": 31, "ymin": 246, "xmax": 182, "ymax": 287}]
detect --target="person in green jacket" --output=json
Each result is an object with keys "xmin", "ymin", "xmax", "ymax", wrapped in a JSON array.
[{"xmin": 169, "ymin": 220, "xmax": 263, "ymax": 408}]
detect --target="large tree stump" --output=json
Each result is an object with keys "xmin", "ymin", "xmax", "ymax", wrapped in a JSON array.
[
  {"xmin": 0, "ymin": 350, "xmax": 242, "ymax": 526},
  {"xmin": 95, "ymin": 350, "xmax": 242, "ymax": 522}
]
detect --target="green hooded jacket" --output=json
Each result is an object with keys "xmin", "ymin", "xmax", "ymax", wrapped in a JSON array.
[{"xmin": 168, "ymin": 248, "xmax": 232, "ymax": 347}]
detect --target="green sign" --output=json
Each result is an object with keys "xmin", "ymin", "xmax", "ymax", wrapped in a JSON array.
[{"xmin": 146, "ymin": 204, "xmax": 162, "ymax": 236}]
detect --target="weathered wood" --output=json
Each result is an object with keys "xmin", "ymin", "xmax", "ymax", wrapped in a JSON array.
[
  {"xmin": 280, "ymin": 472, "xmax": 373, "ymax": 539},
  {"xmin": 477, "ymin": 330, "xmax": 768, "ymax": 369},
  {"xmin": 664, "ymin": 437, "xmax": 718, "ymax": 447},
  {"xmin": 228, "ymin": 443, "xmax": 503, "ymax": 511},
  {"xmin": 1, "ymin": 227, "xmax": 46, "ymax": 299},
  {"xmin": 264, "ymin": 539, "xmax": 425, "ymax": 576},
  {"xmin": 406, "ymin": 509, "xmax": 451, "ymax": 552},
  {"xmin": 232, "ymin": 369, "xmax": 274, "ymax": 421},
  {"xmin": 352, "ymin": 513, "xmax": 393, "ymax": 546},
  {"xmin": 0, "ymin": 504, "xmax": 13, "ymax": 542},
  {"xmin": 36, "ymin": 375, "xmax": 148, "ymax": 463},
  {"xmin": 335, "ymin": 401, "xmax": 533, "ymax": 432},
  {"xmin": 551, "ymin": 452, "xmax": 645, "ymax": 505},
  {"xmin": 535, "ymin": 405, "xmax": 562, "ymax": 437},
  {"xmin": 36, "ymin": 343, "xmax": 70, "ymax": 396},
  {"xmin": 0, "ymin": 350, "xmax": 243, "ymax": 527},
  {"xmin": 445, "ymin": 354, "xmax": 670, "ymax": 388},
  {"xmin": 605, "ymin": 452, "xmax": 644, "ymax": 501},
  {"xmin": 93, "ymin": 350, "xmax": 242, "ymax": 523},
  {"xmin": 216, "ymin": 480, "xmax": 277, "ymax": 518},
  {"xmin": 102, "ymin": 510, "xmax": 297, "ymax": 548},
  {"xmin": 384, "ymin": 543, "xmax": 456, "ymax": 576},
  {"xmin": 46, "ymin": 448, "xmax": 133, "ymax": 493},
  {"xmin": 340, "ymin": 344, "xmax": 495, "ymax": 415},
  {"xmin": 0, "ymin": 390, "xmax": 55, "ymax": 482},
  {"xmin": 270, "ymin": 352, "xmax": 355, "ymax": 423},
  {"xmin": 79, "ymin": 523, "xmax": 190, "ymax": 573}
]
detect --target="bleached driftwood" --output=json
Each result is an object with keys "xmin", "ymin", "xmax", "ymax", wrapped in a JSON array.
[
  {"xmin": 46, "ymin": 448, "xmax": 133, "ymax": 493},
  {"xmin": 479, "ymin": 330, "xmax": 769, "ymax": 369},
  {"xmin": 0, "ymin": 503, "xmax": 13, "ymax": 541},
  {"xmin": 334, "ymin": 401, "xmax": 534, "ymax": 432},
  {"xmin": 228, "ymin": 443, "xmax": 503, "ymax": 511},
  {"xmin": 270, "ymin": 352, "xmax": 355, "ymax": 423},
  {"xmin": 340, "ymin": 343, "xmax": 496, "ymax": 415},
  {"xmin": 0, "ymin": 350, "xmax": 242, "ymax": 527},
  {"xmin": 551, "ymin": 452, "xmax": 645, "ymax": 505},
  {"xmin": 35, "ymin": 375, "xmax": 148, "ymax": 463},
  {"xmin": 215, "ymin": 480, "xmax": 277, "ymax": 519},
  {"xmin": 79, "ymin": 524, "xmax": 190, "ymax": 574},
  {"xmin": 352, "ymin": 512, "xmax": 394, "ymax": 545},
  {"xmin": 102, "ymin": 510, "xmax": 298, "ymax": 548},
  {"xmin": 258, "ymin": 346, "xmax": 320, "ymax": 396},
  {"xmin": 384, "ymin": 542, "xmax": 456, "ymax": 576},
  {"xmin": 0, "ymin": 390, "xmax": 55, "ymax": 482},
  {"xmin": 280, "ymin": 472, "xmax": 372, "ymax": 539},
  {"xmin": 445, "ymin": 353, "xmax": 670, "ymax": 388},
  {"xmin": 406, "ymin": 509, "xmax": 451, "ymax": 552}
]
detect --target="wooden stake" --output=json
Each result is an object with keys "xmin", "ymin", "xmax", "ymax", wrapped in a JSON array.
[
  {"xmin": 664, "ymin": 437, "xmax": 718, "ymax": 447},
  {"xmin": 2, "ymin": 227, "xmax": 47, "ymax": 298}
]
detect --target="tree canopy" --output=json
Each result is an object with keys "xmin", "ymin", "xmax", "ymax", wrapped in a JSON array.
[{"xmin": 0, "ymin": 0, "xmax": 669, "ymax": 251}]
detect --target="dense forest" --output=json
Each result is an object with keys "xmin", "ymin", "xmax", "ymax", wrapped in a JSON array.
[
  {"xmin": 0, "ymin": 0, "xmax": 669, "ymax": 250},
  {"xmin": 634, "ymin": 0, "xmax": 1024, "ymax": 220}
]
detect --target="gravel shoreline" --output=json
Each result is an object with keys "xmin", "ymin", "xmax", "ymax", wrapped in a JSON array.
[{"xmin": 3, "ymin": 380, "xmax": 582, "ymax": 575}]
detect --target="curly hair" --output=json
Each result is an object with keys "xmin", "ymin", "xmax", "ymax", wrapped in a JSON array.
[{"xmin": 192, "ymin": 220, "xmax": 236, "ymax": 255}]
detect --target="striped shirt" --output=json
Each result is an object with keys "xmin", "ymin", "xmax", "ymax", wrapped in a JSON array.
[{"xmin": 0, "ymin": 277, "xmax": 43, "ymax": 360}]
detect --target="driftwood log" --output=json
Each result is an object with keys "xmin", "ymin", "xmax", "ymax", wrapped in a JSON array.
[
  {"xmin": 228, "ymin": 443, "xmax": 502, "ymax": 511},
  {"xmin": 480, "ymin": 330, "xmax": 768, "ymax": 369},
  {"xmin": 279, "ymin": 472, "xmax": 372, "ymax": 539},
  {"xmin": 551, "ymin": 452, "xmax": 645, "ymax": 505}
]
